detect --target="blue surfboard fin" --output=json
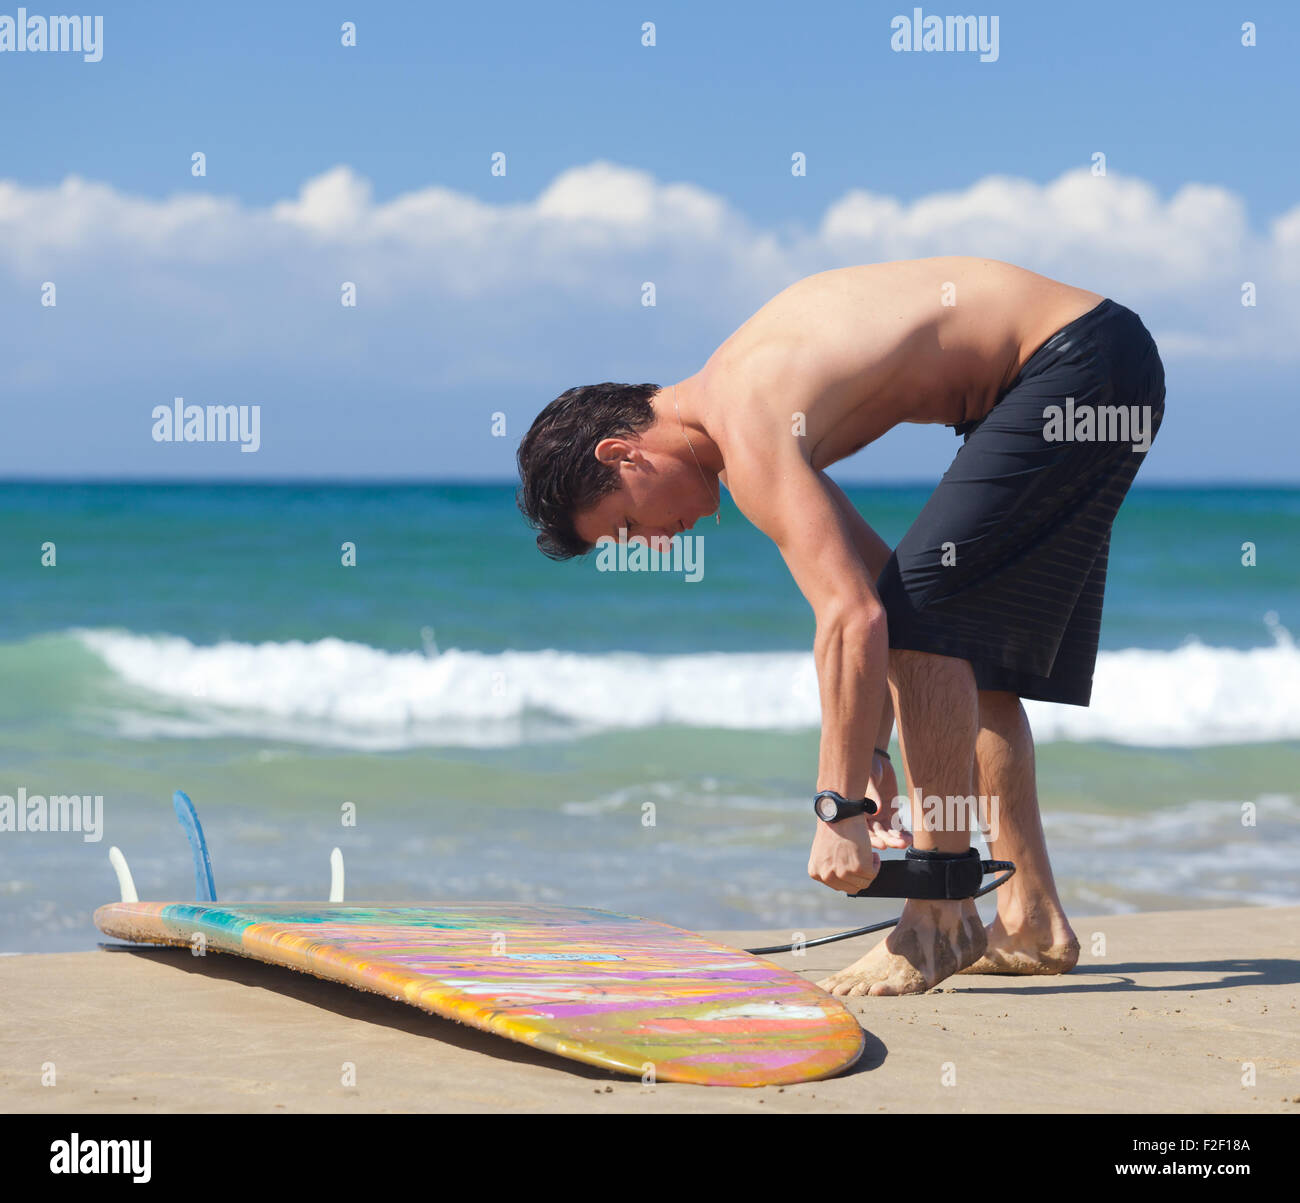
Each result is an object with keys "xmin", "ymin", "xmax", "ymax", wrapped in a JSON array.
[{"xmin": 173, "ymin": 789, "xmax": 217, "ymax": 902}]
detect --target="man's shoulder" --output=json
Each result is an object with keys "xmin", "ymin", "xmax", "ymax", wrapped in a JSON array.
[{"xmin": 698, "ymin": 358, "xmax": 811, "ymax": 474}]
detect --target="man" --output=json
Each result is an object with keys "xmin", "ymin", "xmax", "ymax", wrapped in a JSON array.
[{"xmin": 516, "ymin": 257, "xmax": 1165, "ymax": 996}]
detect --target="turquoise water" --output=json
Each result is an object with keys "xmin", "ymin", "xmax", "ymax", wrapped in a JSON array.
[{"xmin": 1, "ymin": 483, "xmax": 1297, "ymax": 952}]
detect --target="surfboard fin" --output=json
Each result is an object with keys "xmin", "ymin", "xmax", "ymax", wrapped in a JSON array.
[
  {"xmin": 107, "ymin": 846, "xmax": 139, "ymax": 903},
  {"xmin": 329, "ymin": 847, "xmax": 345, "ymax": 902},
  {"xmin": 173, "ymin": 789, "xmax": 217, "ymax": 902}
]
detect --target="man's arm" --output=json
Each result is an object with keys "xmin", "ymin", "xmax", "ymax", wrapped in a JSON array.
[
  {"xmin": 819, "ymin": 472, "xmax": 892, "ymax": 578},
  {"xmin": 818, "ymin": 473, "xmax": 909, "ymax": 849},
  {"xmin": 725, "ymin": 446, "xmax": 889, "ymax": 891},
  {"xmin": 819, "ymin": 472, "xmax": 896, "ymax": 751}
]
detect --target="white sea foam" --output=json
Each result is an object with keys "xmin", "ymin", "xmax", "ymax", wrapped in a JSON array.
[{"xmin": 76, "ymin": 628, "xmax": 1300, "ymax": 749}]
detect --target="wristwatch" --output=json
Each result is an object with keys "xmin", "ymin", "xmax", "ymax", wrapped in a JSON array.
[{"xmin": 813, "ymin": 789, "xmax": 878, "ymax": 823}]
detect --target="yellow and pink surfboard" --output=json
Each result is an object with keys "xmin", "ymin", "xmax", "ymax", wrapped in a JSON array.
[{"xmin": 94, "ymin": 900, "xmax": 864, "ymax": 1087}]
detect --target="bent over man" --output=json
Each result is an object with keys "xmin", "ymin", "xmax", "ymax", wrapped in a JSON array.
[{"xmin": 516, "ymin": 258, "xmax": 1165, "ymax": 996}]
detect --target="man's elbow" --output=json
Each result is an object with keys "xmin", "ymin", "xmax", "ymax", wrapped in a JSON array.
[{"xmin": 817, "ymin": 597, "xmax": 887, "ymax": 649}]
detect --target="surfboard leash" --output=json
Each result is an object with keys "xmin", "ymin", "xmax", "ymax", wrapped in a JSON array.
[{"xmin": 743, "ymin": 855, "xmax": 1016, "ymax": 955}]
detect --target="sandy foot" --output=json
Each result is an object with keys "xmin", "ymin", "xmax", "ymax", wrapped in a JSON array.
[
  {"xmin": 959, "ymin": 914, "xmax": 1080, "ymax": 975},
  {"xmin": 818, "ymin": 900, "xmax": 987, "ymax": 997}
]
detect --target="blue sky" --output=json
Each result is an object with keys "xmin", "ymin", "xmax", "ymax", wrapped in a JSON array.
[{"xmin": 1, "ymin": 0, "xmax": 1296, "ymax": 481}]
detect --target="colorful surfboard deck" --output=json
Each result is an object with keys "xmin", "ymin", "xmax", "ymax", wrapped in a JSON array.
[{"xmin": 94, "ymin": 900, "xmax": 864, "ymax": 1087}]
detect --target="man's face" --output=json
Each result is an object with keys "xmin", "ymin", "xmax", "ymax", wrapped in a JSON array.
[{"xmin": 573, "ymin": 445, "xmax": 712, "ymax": 551}]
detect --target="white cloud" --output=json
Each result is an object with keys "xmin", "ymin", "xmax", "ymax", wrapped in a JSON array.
[
  {"xmin": 1271, "ymin": 204, "xmax": 1300, "ymax": 280},
  {"xmin": 270, "ymin": 165, "xmax": 373, "ymax": 235},
  {"xmin": 822, "ymin": 172, "xmax": 1252, "ymax": 293},
  {"xmin": 0, "ymin": 160, "xmax": 1295, "ymax": 367}
]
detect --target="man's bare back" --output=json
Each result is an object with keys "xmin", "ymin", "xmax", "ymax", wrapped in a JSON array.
[{"xmin": 697, "ymin": 257, "xmax": 1101, "ymax": 475}]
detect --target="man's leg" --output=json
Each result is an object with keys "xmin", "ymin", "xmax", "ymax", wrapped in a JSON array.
[
  {"xmin": 817, "ymin": 648, "xmax": 987, "ymax": 997},
  {"xmin": 960, "ymin": 689, "xmax": 1079, "ymax": 973}
]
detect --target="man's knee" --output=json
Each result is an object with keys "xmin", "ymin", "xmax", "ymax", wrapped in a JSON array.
[{"xmin": 977, "ymin": 689, "xmax": 1032, "ymax": 739}]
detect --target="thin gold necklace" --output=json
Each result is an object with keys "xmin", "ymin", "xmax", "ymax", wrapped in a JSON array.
[{"xmin": 674, "ymin": 384, "xmax": 720, "ymax": 525}]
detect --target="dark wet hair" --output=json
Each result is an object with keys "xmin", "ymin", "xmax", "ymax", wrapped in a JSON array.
[{"xmin": 516, "ymin": 382, "xmax": 659, "ymax": 559}]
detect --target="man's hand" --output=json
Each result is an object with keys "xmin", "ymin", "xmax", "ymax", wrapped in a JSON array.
[
  {"xmin": 808, "ymin": 814, "xmax": 880, "ymax": 894},
  {"xmin": 864, "ymin": 753, "xmax": 912, "ymax": 851},
  {"xmin": 808, "ymin": 757, "xmax": 911, "ymax": 894}
]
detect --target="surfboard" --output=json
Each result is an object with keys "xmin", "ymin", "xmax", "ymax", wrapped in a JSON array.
[{"xmin": 94, "ymin": 900, "xmax": 864, "ymax": 1087}]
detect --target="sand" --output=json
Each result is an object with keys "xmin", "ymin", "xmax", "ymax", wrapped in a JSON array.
[{"xmin": 2, "ymin": 904, "xmax": 1296, "ymax": 1113}]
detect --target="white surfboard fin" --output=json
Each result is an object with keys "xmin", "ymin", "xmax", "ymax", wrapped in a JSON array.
[
  {"xmin": 108, "ymin": 846, "xmax": 139, "ymax": 903},
  {"xmin": 329, "ymin": 847, "xmax": 345, "ymax": 902}
]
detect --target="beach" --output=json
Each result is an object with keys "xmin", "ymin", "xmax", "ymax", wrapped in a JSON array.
[
  {"xmin": 2, "ymin": 483, "xmax": 1297, "ymax": 1114},
  {"xmin": 3, "ymin": 904, "xmax": 1296, "ymax": 1113}
]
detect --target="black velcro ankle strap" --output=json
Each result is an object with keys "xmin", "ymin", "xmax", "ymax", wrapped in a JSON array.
[{"xmin": 852, "ymin": 846, "xmax": 985, "ymax": 899}]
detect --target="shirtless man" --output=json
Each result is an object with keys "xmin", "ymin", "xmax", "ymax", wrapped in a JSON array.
[{"xmin": 515, "ymin": 257, "xmax": 1165, "ymax": 996}]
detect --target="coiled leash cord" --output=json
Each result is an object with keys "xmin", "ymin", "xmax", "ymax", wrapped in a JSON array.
[{"xmin": 745, "ymin": 847, "xmax": 1016, "ymax": 955}]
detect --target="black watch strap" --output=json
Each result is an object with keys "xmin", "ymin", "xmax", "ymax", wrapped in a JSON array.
[{"xmin": 813, "ymin": 789, "xmax": 878, "ymax": 822}]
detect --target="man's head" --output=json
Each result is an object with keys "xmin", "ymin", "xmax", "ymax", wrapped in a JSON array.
[{"xmin": 516, "ymin": 381, "xmax": 715, "ymax": 559}]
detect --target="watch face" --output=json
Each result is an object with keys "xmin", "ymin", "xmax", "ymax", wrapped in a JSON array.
[{"xmin": 816, "ymin": 795, "xmax": 839, "ymax": 821}]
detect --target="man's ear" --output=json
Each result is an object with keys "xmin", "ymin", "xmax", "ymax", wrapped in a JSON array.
[{"xmin": 594, "ymin": 436, "xmax": 639, "ymax": 466}]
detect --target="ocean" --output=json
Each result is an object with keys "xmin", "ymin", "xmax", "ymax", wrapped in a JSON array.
[{"xmin": 1, "ymin": 482, "xmax": 1297, "ymax": 953}]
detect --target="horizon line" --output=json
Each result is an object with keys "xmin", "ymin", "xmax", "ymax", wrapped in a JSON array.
[{"xmin": 1, "ymin": 476, "xmax": 1298, "ymax": 490}]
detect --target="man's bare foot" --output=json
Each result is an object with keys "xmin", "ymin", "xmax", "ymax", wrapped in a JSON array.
[
  {"xmin": 958, "ymin": 910, "xmax": 1080, "ymax": 975},
  {"xmin": 817, "ymin": 899, "xmax": 987, "ymax": 997}
]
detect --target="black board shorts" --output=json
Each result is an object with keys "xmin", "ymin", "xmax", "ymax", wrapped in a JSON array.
[{"xmin": 875, "ymin": 299, "xmax": 1165, "ymax": 707}]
